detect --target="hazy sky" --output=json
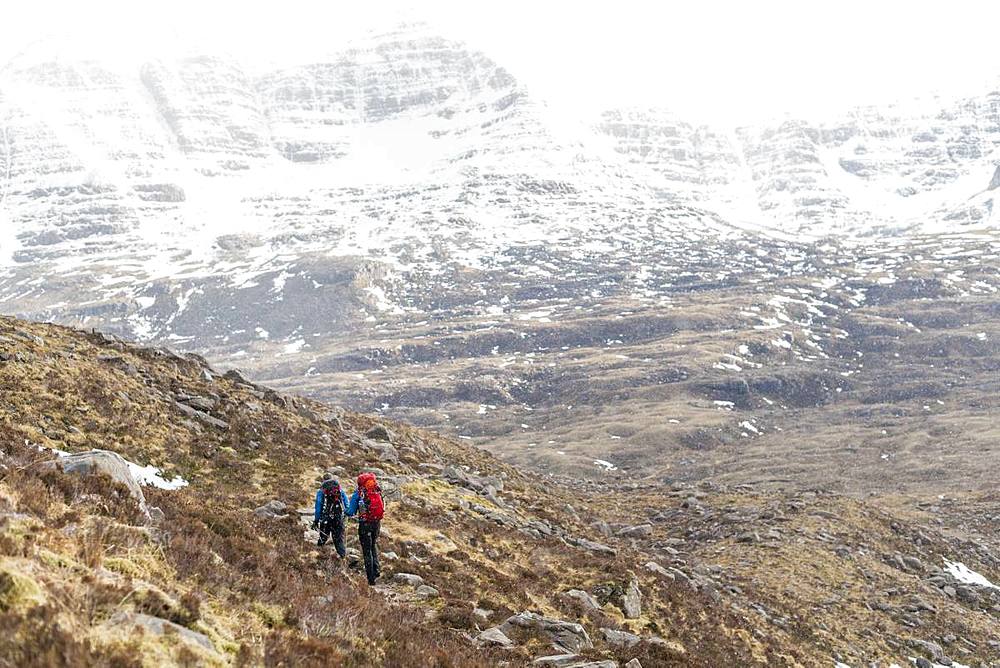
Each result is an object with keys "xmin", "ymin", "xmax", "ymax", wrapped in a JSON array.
[{"xmin": 2, "ymin": 0, "xmax": 998, "ymax": 124}]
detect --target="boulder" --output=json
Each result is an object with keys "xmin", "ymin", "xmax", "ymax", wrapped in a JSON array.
[
  {"xmin": 368, "ymin": 442, "xmax": 399, "ymax": 464},
  {"xmin": 393, "ymin": 573, "xmax": 424, "ymax": 587},
  {"xmin": 365, "ymin": 425, "xmax": 394, "ymax": 442},
  {"xmin": 478, "ymin": 627, "xmax": 514, "ymax": 648},
  {"xmin": 442, "ymin": 466, "xmax": 503, "ymax": 494},
  {"xmin": 591, "ymin": 521, "xmax": 613, "ymax": 537},
  {"xmin": 295, "ymin": 404, "xmax": 323, "ymax": 422},
  {"xmin": 956, "ymin": 586, "xmax": 980, "ymax": 604},
  {"xmin": 501, "ymin": 611, "xmax": 593, "ymax": 653},
  {"xmin": 173, "ymin": 401, "xmax": 228, "ymax": 430},
  {"xmin": 902, "ymin": 555, "xmax": 926, "ymax": 573},
  {"xmin": 54, "ymin": 450, "xmax": 149, "ymax": 518},
  {"xmin": 565, "ymin": 589, "xmax": 601, "ymax": 611},
  {"xmin": 177, "ymin": 395, "xmax": 215, "ymax": 412},
  {"xmin": 415, "ymin": 585, "xmax": 439, "ymax": 599},
  {"xmin": 533, "ymin": 658, "xmax": 616, "ymax": 668},
  {"xmin": 105, "ymin": 611, "xmax": 216, "ymax": 654},
  {"xmin": 625, "ymin": 660, "xmax": 643, "ymax": 668},
  {"xmin": 223, "ymin": 369, "xmax": 254, "ymax": 386},
  {"xmin": 567, "ymin": 537, "xmax": 616, "ymax": 556},
  {"xmin": 620, "ymin": 579, "xmax": 642, "ymax": 619},
  {"xmin": 526, "ymin": 520, "xmax": 555, "ymax": 537},
  {"xmin": 643, "ymin": 562, "xmax": 673, "ymax": 579},
  {"xmin": 600, "ymin": 627, "xmax": 641, "ymax": 648},
  {"xmin": 254, "ymin": 500, "xmax": 288, "ymax": 520},
  {"xmin": 909, "ymin": 639, "xmax": 949, "ymax": 665},
  {"xmin": 667, "ymin": 567, "xmax": 694, "ymax": 588},
  {"xmin": 532, "ymin": 655, "xmax": 586, "ymax": 668},
  {"xmin": 617, "ymin": 524, "xmax": 653, "ymax": 539}
]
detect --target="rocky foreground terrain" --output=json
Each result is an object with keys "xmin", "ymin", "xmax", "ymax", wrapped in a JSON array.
[{"xmin": 4, "ymin": 316, "xmax": 1000, "ymax": 667}]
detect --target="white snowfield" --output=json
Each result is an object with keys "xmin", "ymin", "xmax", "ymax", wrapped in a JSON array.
[
  {"xmin": 125, "ymin": 461, "xmax": 190, "ymax": 491},
  {"xmin": 944, "ymin": 559, "xmax": 1000, "ymax": 590}
]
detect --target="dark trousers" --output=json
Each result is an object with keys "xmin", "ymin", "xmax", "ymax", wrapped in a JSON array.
[
  {"xmin": 358, "ymin": 520, "xmax": 381, "ymax": 585},
  {"xmin": 318, "ymin": 515, "xmax": 346, "ymax": 558}
]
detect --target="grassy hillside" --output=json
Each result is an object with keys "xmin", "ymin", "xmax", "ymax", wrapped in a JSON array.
[{"xmin": 2, "ymin": 315, "xmax": 1000, "ymax": 667}]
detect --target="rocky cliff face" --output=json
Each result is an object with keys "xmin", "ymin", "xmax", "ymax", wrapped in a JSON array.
[{"xmin": 598, "ymin": 87, "xmax": 1000, "ymax": 234}]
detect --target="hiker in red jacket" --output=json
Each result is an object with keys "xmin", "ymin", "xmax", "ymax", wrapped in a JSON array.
[{"xmin": 346, "ymin": 472, "xmax": 385, "ymax": 585}]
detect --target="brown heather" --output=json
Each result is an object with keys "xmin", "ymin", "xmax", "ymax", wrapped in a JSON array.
[{"xmin": 1, "ymin": 315, "xmax": 1000, "ymax": 666}]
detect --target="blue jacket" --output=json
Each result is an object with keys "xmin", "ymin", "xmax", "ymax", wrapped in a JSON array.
[
  {"xmin": 345, "ymin": 489, "xmax": 361, "ymax": 518},
  {"xmin": 314, "ymin": 483, "xmax": 349, "ymax": 522}
]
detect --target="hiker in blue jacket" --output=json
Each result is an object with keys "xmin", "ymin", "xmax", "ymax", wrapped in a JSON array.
[{"xmin": 312, "ymin": 473, "xmax": 348, "ymax": 558}]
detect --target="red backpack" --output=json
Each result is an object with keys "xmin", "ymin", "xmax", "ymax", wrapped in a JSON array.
[{"xmin": 357, "ymin": 473, "xmax": 384, "ymax": 522}]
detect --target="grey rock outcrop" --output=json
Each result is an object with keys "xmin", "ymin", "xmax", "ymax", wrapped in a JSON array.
[
  {"xmin": 620, "ymin": 579, "xmax": 642, "ymax": 619},
  {"xmin": 477, "ymin": 627, "xmax": 514, "ymax": 648},
  {"xmin": 415, "ymin": 585, "xmax": 439, "ymax": 599},
  {"xmin": 565, "ymin": 589, "xmax": 601, "ymax": 611},
  {"xmin": 617, "ymin": 524, "xmax": 653, "ymax": 539},
  {"xmin": 532, "ymin": 655, "xmax": 615, "ymax": 668},
  {"xmin": 52, "ymin": 449, "xmax": 149, "ymax": 518},
  {"xmin": 393, "ymin": 573, "xmax": 424, "ymax": 587},
  {"xmin": 365, "ymin": 425, "xmax": 394, "ymax": 442},
  {"xmin": 254, "ymin": 500, "xmax": 289, "ymax": 519},
  {"xmin": 566, "ymin": 537, "xmax": 616, "ymax": 556},
  {"xmin": 600, "ymin": 627, "xmax": 641, "ymax": 648},
  {"xmin": 105, "ymin": 611, "xmax": 216, "ymax": 654},
  {"xmin": 501, "ymin": 611, "xmax": 593, "ymax": 653}
]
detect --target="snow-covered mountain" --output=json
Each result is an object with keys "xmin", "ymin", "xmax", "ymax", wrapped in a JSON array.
[
  {"xmin": 0, "ymin": 23, "xmax": 998, "ymax": 346},
  {"xmin": 598, "ymin": 92, "xmax": 1000, "ymax": 234}
]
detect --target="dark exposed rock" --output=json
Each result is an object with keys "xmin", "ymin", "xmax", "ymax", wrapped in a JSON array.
[
  {"xmin": 365, "ymin": 425, "xmax": 394, "ymax": 442},
  {"xmin": 173, "ymin": 401, "xmax": 228, "ymax": 430}
]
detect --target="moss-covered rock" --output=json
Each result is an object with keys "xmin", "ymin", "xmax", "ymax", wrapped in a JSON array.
[{"xmin": 0, "ymin": 565, "xmax": 45, "ymax": 612}]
